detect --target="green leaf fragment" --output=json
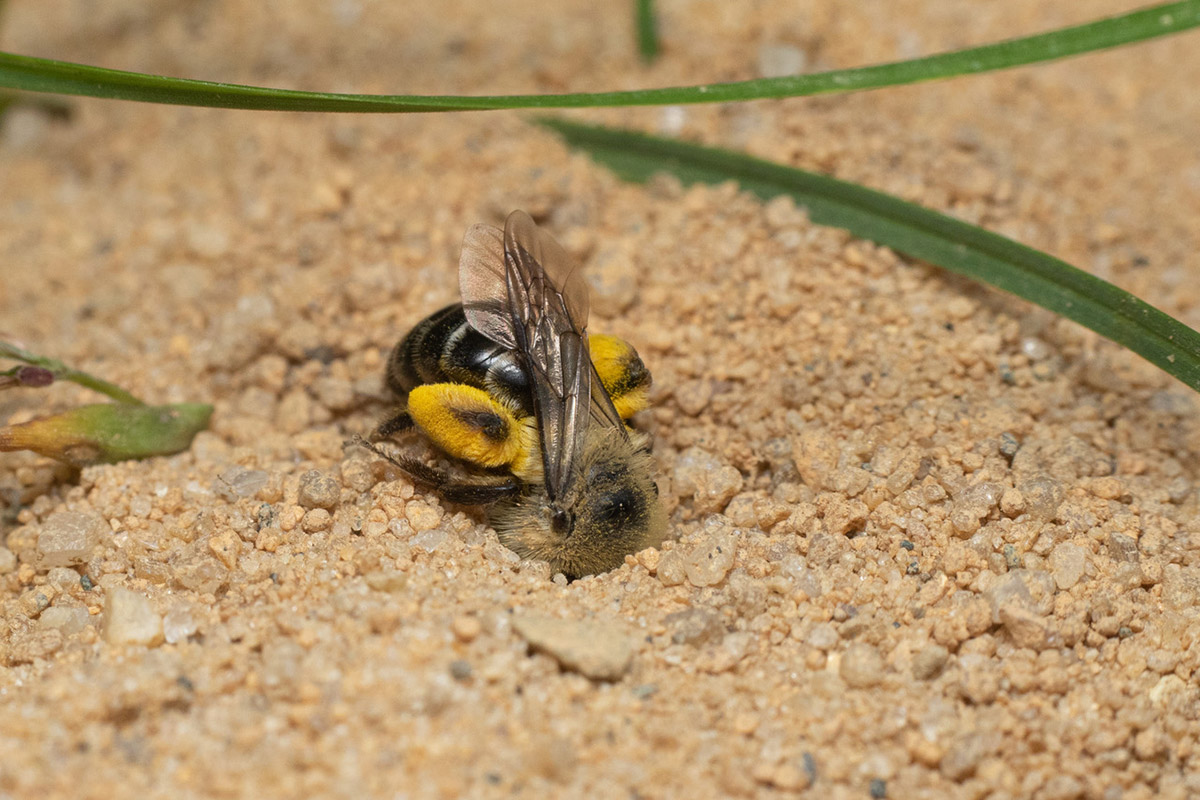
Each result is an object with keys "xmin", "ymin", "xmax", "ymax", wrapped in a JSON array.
[
  {"xmin": 538, "ymin": 118, "xmax": 1200, "ymax": 393},
  {"xmin": 0, "ymin": 403, "xmax": 214, "ymax": 466}
]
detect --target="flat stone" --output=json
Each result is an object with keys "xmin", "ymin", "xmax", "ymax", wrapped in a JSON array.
[
  {"xmin": 37, "ymin": 511, "xmax": 106, "ymax": 567},
  {"xmin": 214, "ymin": 466, "xmax": 268, "ymax": 500},
  {"xmin": 998, "ymin": 604, "xmax": 1056, "ymax": 651},
  {"xmin": 512, "ymin": 614, "xmax": 634, "ymax": 681}
]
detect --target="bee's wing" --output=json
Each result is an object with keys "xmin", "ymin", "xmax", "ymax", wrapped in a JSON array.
[
  {"xmin": 459, "ymin": 210, "xmax": 623, "ymax": 502},
  {"xmin": 458, "ymin": 222, "xmax": 514, "ymax": 349}
]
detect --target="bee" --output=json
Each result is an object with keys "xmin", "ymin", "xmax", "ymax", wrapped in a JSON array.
[{"xmin": 363, "ymin": 210, "xmax": 666, "ymax": 577}]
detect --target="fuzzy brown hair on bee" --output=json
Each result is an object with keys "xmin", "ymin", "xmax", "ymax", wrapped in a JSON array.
[{"xmin": 364, "ymin": 210, "xmax": 665, "ymax": 577}]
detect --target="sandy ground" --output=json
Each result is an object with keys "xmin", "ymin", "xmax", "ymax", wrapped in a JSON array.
[{"xmin": 2, "ymin": 1, "xmax": 1200, "ymax": 798}]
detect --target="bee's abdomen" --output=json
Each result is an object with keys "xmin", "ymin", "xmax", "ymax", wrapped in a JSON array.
[
  {"xmin": 386, "ymin": 304, "xmax": 459, "ymax": 395},
  {"xmin": 387, "ymin": 304, "xmax": 532, "ymax": 415}
]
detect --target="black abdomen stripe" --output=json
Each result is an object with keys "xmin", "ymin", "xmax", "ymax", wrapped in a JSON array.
[{"xmin": 388, "ymin": 304, "xmax": 533, "ymax": 415}]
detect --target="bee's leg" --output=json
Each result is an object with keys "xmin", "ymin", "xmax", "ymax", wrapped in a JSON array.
[
  {"xmin": 373, "ymin": 408, "xmax": 414, "ymax": 440},
  {"xmin": 439, "ymin": 478, "xmax": 522, "ymax": 505},
  {"xmin": 353, "ymin": 436, "xmax": 520, "ymax": 506},
  {"xmin": 405, "ymin": 383, "xmax": 537, "ymax": 474},
  {"xmin": 588, "ymin": 333, "xmax": 652, "ymax": 420}
]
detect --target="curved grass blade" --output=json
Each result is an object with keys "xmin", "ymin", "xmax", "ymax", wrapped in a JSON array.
[
  {"xmin": 636, "ymin": 0, "xmax": 660, "ymax": 63},
  {"xmin": 538, "ymin": 118, "xmax": 1200, "ymax": 392},
  {"xmin": 2, "ymin": 1, "xmax": 1199, "ymax": 111}
]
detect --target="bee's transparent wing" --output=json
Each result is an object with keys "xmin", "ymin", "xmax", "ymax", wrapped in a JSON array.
[
  {"xmin": 459, "ymin": 222, "xmax": 515, "ymax": 349},
  {"xmin": 460, "ymin": 210, "xmax": 623, "ymax": 502}
]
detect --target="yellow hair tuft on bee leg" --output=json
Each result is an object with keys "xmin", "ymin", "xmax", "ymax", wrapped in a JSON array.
[
  {"xmin": 588, "ymin": 333, "xmax": 652, "ymax": 419},
  {"xmin": 406, "ymin": 383, "xmax": 532, "ymax": 470}
]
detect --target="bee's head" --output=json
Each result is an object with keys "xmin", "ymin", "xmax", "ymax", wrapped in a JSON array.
[{"xmin": 492, "ymin": 427, "xmax": 666, "ymax": 578}]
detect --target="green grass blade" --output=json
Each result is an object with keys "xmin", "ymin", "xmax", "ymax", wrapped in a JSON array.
[
  {"xmin": 538, "ymin": 118, "xmax": 1200, "ymax": 393},
  {"xmin": 635, "ymin": 0, "xmax": 660, "ymax": 63},
  {"xmin": 2, "ymin": 1, "xmax": 1198, "ymax": 110}
]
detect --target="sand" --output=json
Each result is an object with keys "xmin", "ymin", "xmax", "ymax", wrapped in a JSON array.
[{"xmin": 2, "ymin": 1, "xmax": 1199, "ymax": 798}]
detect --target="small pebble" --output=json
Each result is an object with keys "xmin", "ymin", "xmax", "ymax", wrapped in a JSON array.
[
  {"xmin": 840, "ymin": 642, "xmax": 885, "ymax": 688},
  {"xmin": 1018, "ymin": 476, "xmax": 1064, "ymax": 521},
  {"xmin": 999, "ymin": 605, "xmax": 1054, "ymax": 651},
  {"xmin": 940, "ymin": 733, "xmax": 987, "ymax": 780},
  {"xmin": 694, "ymin": 466, "xmax": 743, "ymax": 514},
  {"xmin": 949, "ymin": 483, "xmax": 1001, "ymax": 536},
  {"xmin": 674, "ymin": 379, "xmax": 713, "ymax": 416},
  {"xmin": 363, "ymin": 570, "xmax": 408, "ymax": 593},
  {"xmin": 780, "ymin": 555, "xmax": 822, "ymax": 597},
  {"xmin": 171, "ymin": 547, "xmax": 230, "ymax": 595},
  {"xmin": 38, "ymin": 606, "xmax": 89, "ymax": 636},
  {"xmin": 512, "ymin": 614, "xmax": 634, "ymax": 681},
  {"xmin": 683, "ymin": 532, "xmax": 736, "ymax": 587},
  {"xmin": 1106, "ymin": 531, "xmax": 1140, "ymax": 563},
  {"xmin": 769, "ymin": 761, "xmax": 811, "ymax": 791},
  {"xmin": 805, "ymin": 622, "xmax": 838, "ymax": 651},
  {"xmin": 1049, "ymin": 542, "xmax": 1087, "ymax": 590},
  {"xmin": 405, "ymin": 501, "xmax": 444, "ymax": 533},
  {"xmin": 103, "ymin": 588, "xmax": 164, "ymax": 647},
  {"xmin": 672, "ymin": 447, "xmax": 720, "ymax": 496},
  {"xmin": 0, "ymin": 547, "xmax": 16, "ymax": 575},
  {"xmin": 999, "ymin": 488, "xmax": 1026, "ymax": 516},
  {"xmin": 912, "ymin": 644, "xmax": 949, "ymax": 680},
  {"xmin": 702, "ymin": 631, "xmax": 755, "ymax": 673},
  {"xmin": 957, "ymin": 653, "xmax": 1000, "ymax": 704},
  {"xmin": 636, "ymin": 547, "xmax": 661, "ymax": 573},
  {"xmin": 656, "ymin": 550, "xmax": 687, "ymax": 586},
  {"xmin": 19, "ymin": 588, "xmax": 52, "ymax": 618},
  {"xmin": 37, "ymin": 511, "xmax": 106, "ymax": 567},
  {"xmin": 1133, "ymin": 728, "xmax": 1167, "ymax": 760},
  {"xmin": 5, "ymin": 628, "xmax": 64, "ymax": 664},
  {"xmin": 413, "ymin": 529, "xmax": 447, "ymax": 552},
  {"xmin": 821, "ymin": 497, "xmax": 869, "ymax": 535},
  {"xmin": 452, "ymin": 616, "xmax": 482, "ymax": 642},
  {"xmin": 297, "ymin": 470, "xmax": 341, "ymax": 510},
  {"xmin": 301, "ymin": 508, "xmax": 333, "ymax": 533},
  {"xmin": 984, "ymin": 571, "xmax": 1034, "ymax": 621},
  {"xmin": 998, "ymin": 432, "xmax": 1021, "ymax": 461},
  {"xmin": 163, "ymin": 604, "xmax": 199, "ymax": 644},
  {"xmin": 207, "ymin": 530, "xmax": 241, "ymax": 569},
  {"xmin": 673, "ymin": 448, "xmax": 742, "ymax": 512},
  {"xmin": 1090, "ymin": 476, "xmax": 1124, "ymax": 501},
  {"xmin": 665, "ymin": 608, "xmax": 724, "ymax": 646},
  {"xmin": 45, "ymin": 567, "xmax": 79, "ymax": 590}
]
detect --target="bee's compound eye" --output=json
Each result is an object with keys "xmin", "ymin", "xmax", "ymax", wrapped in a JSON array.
[
  {"xmin": 551, "ymin": 507, "xmax": 574, "ymax": 535},
  {"xmin": 592, "ymin": 486, "xmax": 641, "ymax": 527}
]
